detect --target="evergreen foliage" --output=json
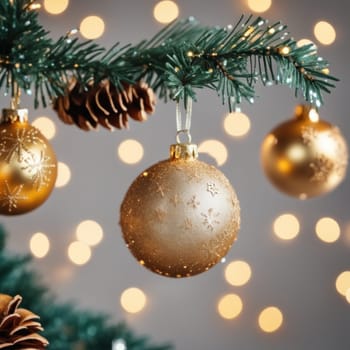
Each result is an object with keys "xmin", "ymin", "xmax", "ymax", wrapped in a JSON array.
[
  {"xmin": 0, "ymin": 225, "xmax": 173, "ymax": 350},
  {"xmin": 0, "ymin": 0, "xmax": 337, "ymax": 113}
]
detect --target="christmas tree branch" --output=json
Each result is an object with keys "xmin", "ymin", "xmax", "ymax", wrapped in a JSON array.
[{"xmin": 0, "ymin": 0, "xmax": 338, "ymax": 115}]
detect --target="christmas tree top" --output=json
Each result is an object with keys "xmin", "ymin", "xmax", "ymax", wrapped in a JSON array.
[{"xmin": 0, "ymin": 0, "xmax": 337, "ymax": 119}]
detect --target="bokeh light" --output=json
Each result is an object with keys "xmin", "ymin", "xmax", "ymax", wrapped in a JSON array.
[
  {"xmin": 198, "ymin": 139, "xmax": 228, "ymax": 166},
  {"xmin": 315, "ymin": 217, "xmax": 340, "ymax": 243},
  {"xmin": 55, "ymin": 162, "xmax": 71, "ymax": 188},
  {"xmin": 76, "ymin": 220, "xmax": 104, "ymax": 246},
  {"xmin": 314, "ymin": 21, "xmax": 336, "ymax": 45},
  {"xmin": 297, "ymin": 38, "xmax": 317, "ymax": 50},
  {"xmin": 224, "ymin": 112, "xmax": 251, "ymax": 137},
  {"xmin": 80, "ymin": 16, "xmax": 105, "ymax": 39},
  {"xmin": 225, "ymin": 260, "xmax": 252, "ymax": 286},
  {"xmin": 118, "ymin": 139, "xmax": 144, "ymax": 164},
  {"xmin": 68, "ymin": 241, "xmax": 92, "ymax": 265},
  {"xmin": 335, "ymin": 271, "xmax": 350, "ymax": 296},
  {"xmin": 30, "ymin": 232, "xmax": 50, "ymax": 258},
  {"xmin": 32, "ymin": 116, "xmax": 56, "ymax": 140},
  {"xmin": 273, "ymin": 214, "xmax": 300, "ymax": 240},
  {"xmin": 258, "ymin": 306, "xmax": 283, "ymax": 333},
  {"xmin": 120, "ymin": 288, "xmax": 147, "ymax": 314},
  {"xmin": 44, "ymin": 0, "xmax": 69, "ymax": 15},
  {"xmin": 346, "ymin": 289, "xmax": 350, "ymax": 304},
  {"xmin": 247, "ymin": 0, "xmax": 272, "ymax": 13},
  {"xmin": 217, "ymin": 294, "xmax": 243, "ymax": 320},
  {"xmin": 153, "ymin": 1, "xmax": 179, "ymax": 24}
]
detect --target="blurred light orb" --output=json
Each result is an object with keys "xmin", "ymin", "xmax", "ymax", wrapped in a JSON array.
[
  {"xmin": 44, "ymin": 0, "xmax": 69, "ymax": 14},
  {"xmin": 225, "ymin": 260, "xmax": 252, "ymax": 286},
  {"xmin": 297, "ymin": 38, "xmax": 317, "ymax": 50},
  {"xmin": 315, "ymin": 217, "xmax": 340, "ymax": 243},
  {"xmin": 335, "ymin": 271, "xmax": 350, "ymax": 296},
  {"xmin": 32, "ymin": 116, "xmax": 56, "ymax": 140},
  {"xmin": 30, "ymin": 232, "xmax": 50, "ymax": 258},
  {"xmin": 258, "ymin": 306, "xmax": 283, "ymax": 333},
  {"xmin": 247, "ymin": 0, "xmax": 272, "ymax": 13},
  {"xmin": 120, "ymin": 288, "xmax": 147, "ymax": 314},
  {"xmin": 118, "ymin": 139, "xmax": 144, "ymax": 164},
  {"xmin": 273, "ymin": 213, "xmax": 300, "ymax": 240},
  {"xmin": 112, "ymin": 339, "xmax": 127, "ymax": 350},
  {"xmin": 55, "ymin": 162, "xmax": 71, "ymax": 188},
  {"xmin": 314, "ymin": 21, "xmax": 336, "ymax": 45},
  {"xmin": 153, "ymin": 1, "xmax": 179, "ymax": 24},
  {"xmin": 68, "ymin": 241, "xmax": 92, "ymax": 265},
  {"xmin": 76, "ymin": 220, "xmax": 104, "ymax": 246},
  {"xmin": 198, "ymin": 139, "xmax": 228, "ymax": 166},
  {"xmin": 80, "ymin": 16, "xmax": 105, "ymax": 39},
  {"xmin": 224, "ymin": 112, "xmax": 251, "ymax": 137},
  {"xmin": 217, "ymin": 294, "xmax": 243, "ymax": 320}
]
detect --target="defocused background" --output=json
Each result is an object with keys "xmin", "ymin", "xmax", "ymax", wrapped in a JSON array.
[{"xmin": 1, "ymin": 0, "xmax": 350, "ymax": 349}]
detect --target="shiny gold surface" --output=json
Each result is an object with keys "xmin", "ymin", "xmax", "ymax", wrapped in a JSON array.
[
  {"xmin": 120, "ymin": 143, "xmax": 240, "ymax": 278},
  {"xmin": 0, "ymin": 111, "xmax": 57, "ymax": 215},
  {"xmin": 261, "ymin": 105, "xmax": 348, "ymax": 198}
]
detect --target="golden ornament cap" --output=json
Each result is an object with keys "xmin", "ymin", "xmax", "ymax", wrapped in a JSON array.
[
  {"xmin": 294, "ymin": 104, "xmax": 320, "ymax": 122},
  {"xmin": 170, "ymin": 143, "xmax": 198, "ymax": 160},
  {"xmin": 1, "ymin": 108, "xmax": 28, "ymax": 123}
]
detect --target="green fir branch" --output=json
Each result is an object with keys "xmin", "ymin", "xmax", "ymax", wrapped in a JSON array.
[
  {"xmin": 0, "ymin": 225, "xmax": 173, "ymax": 350},
  {"xmin": 0, "ymin": 0, "xmax": 338, "ymax": 114}
]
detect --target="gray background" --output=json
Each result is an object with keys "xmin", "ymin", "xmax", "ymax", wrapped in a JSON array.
[{"xmin": 2, "ymin": 0, "xmax": 350, "ymax": 349}]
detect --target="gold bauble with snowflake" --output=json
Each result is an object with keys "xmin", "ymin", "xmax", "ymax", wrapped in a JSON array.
[
  {"xmin": 0, "ymin": 109, "xmax": 57, "ymax": 215},
  {"xmin": 261, "ymin": 105, "xmax": 348, "ymax": 198},
  {"xmin": 120, "ymin": 143, "xmax": 240, "ymax": 278}
]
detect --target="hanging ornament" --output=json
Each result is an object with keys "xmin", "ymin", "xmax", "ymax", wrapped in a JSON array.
[
  {"xmin": 0, "ymin": 109, "xmax": 57, "ymax": 215},
  {"xmin": 53, "ymin": 79, "xmax": 156, "ymax": 131},
  {"xmin": 120, "ymin": 101, "xmax": 240, "ymax": 278},
  {"xmin": 0, "ymin": 293, "xmax": 49, "ymax": 349},
  {"xmin": 261, "ymin": 105, "xmax": 348, "ymax": 199}
]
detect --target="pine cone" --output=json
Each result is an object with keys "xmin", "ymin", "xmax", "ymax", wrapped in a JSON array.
[
  {"xmin": 0, "ymin": 294, "xmax": 48, "ymax": 349},
  {"xmin": 53, "ymin": 79, "xmax": 156, "ymax": 131}
]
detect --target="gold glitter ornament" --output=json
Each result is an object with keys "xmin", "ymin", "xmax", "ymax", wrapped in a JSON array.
[
  {"xmin": 261, "ymin": 105, "xmax": 348, "ymax": 199},
  {"xmin": 120, "ymin": 143, "xmax": 240, "ymax": 278},
  {"xmin": 0, "ymin": 109, "xmax": 57, "ymax": 215}
]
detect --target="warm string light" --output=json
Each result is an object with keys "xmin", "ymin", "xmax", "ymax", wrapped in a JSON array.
[
  {"xmin": 217, "ymin": 294, "xmax": 243, "ymax": 320},
  {"xmin": 43, "ymin": 0, "xmax": 69, "ymax": 15},
  {"xmin": 314, "ymin": 21, "xmax": 336, "ymax": 45},
  {"xmin": 258, "ymin": 306, "xmax": 283, "ymax": 333},
  {"xmin": 55, "ymin": 162, "xmax": 71, "ymax": 188},
  {"xmin": 118, "ymin": 139, "xmax": 144, "ymax": 164},
  {"xmin": 30, "ymin": 232, "xmax": 50, "ymax": 258},
  {"xmin": 32, "ymin": 116, "xmax": 56, "ymax": 140},
  {"xmin": 198, "ymin": 139, "xmax": 228, "ymax": 166},
  {"xmin": 120, "ymin": 288, "xmax": 147, "ymax": 314},
  {"xmin": 80, "ymin": 16, "xmax": 105, "ymax": 39},
  {"xmin": 153, "ymin": 0, "xmax": 179, "ymax": 24}
]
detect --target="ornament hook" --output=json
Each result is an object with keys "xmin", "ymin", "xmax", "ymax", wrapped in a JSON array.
[{"xmin": 176, "ymin": 98, "xmax": 193, "ymax": 144}]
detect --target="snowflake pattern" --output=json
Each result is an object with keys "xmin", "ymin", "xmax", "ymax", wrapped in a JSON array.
[
  {"xmin": 0, "ymin": 127, "xmax": 44, "ymax": 162},
  {"xmin": 207, "ymin": 182, "xmax": 219, "ymax": 197},
  {"xmin": 301, "ymin": 125, "xmax": 318, "ymax": 146},
  {"xmin": 180, "ymin": 217, "xmax": 193, "ymax": 231},
  {"xmin": 310, "ymin": 156, "xmax": 334, "ymax": 182},
  {"xmin": 169, "ymin": 193, "xmax": 182, "ymax": 207},
  {"xmin": 152, "ymin": 208, "xmax": 167, "ymax": 223},
  {"xmin": 21, "ymin": 151, "xmax": 56, "ymax": 190},
  {"xmin": 0, "ymin": 181, "xmax": 27, "ymax": 212},
  {"xmin": 201, "ymin": 208, "xmax": 220, "ymax": 231},
  {"xmin": 154, "ymin": 181, "xmax": 165, "ymax": 198},
  {"xmin": 187, "ymin": 195, "xmax": 200, "ymax": 209}
]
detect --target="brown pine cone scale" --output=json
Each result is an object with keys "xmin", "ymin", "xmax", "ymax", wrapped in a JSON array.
[{"xmin": 54, "ymin": 79, "xmax": 156, "ymax": 131}]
